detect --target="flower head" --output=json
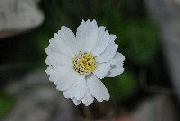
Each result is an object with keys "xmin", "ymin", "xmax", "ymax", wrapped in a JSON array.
[{"xmin": 45, "ymin": 19, "xmax": 125, "ymax": 106}]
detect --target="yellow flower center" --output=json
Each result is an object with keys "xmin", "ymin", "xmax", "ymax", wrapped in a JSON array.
[{"xmin": 73, "ymin": 52, "xmax": 97, "ymax": 75}]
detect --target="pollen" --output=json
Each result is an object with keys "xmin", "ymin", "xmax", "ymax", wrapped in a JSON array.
[{"xmin": 73, "ymin": 52, "xmax": 97, "ymax": 76}]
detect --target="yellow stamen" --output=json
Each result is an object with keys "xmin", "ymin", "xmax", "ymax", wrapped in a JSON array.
[{"xmin": 73, "ymin": 52, "xmax": 97, "ymax": 76}]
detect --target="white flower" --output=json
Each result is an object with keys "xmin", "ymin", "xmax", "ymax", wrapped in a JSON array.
[{"xmin": 45, "ymin": 19, "xmax": 125, "ymax": 106}]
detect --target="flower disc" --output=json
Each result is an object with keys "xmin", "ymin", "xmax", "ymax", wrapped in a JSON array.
[{"xmin": 73, "ymin": 52, "xmax": 97, "ymax": 75}]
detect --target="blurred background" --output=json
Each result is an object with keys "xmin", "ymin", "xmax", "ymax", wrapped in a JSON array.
[{"xmin": 0, "ymin": 0, "xmax": 180, "ymax": 121}]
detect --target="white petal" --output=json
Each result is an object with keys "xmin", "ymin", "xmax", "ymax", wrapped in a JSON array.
[
  {"xmin": 45, "ymin": 66, "xmax": 79, "ymax": 91},
  {"xmin": 45, "ymin": 53, "xmax": 72, "ymax": 67},
  {"xmin": 70, "ymin": 85, "xmax": 94, "ymax": 106},
  {"xmin": 91, "ymin": 27, "xmax": 116, "ymax": 56},
  {"xmin": 96, "ymin": 39, "xmax": 118, "ymax": 63},
  {"xmin": 108, "ymin": 52, "xmax": 125, "ymax": 77},
  {"xmin": 63, "ymin": 76, "xmax": 86, "ymax": 100},
  {"xmin": 56, "ymin": 70, "xmax": 83, "ymax": 91},
  {"xmin": 45, "ymin": 66, "xmax": 54, "ymax": 75},
  {"xmin": 72, "ymin": 98, "xmax": 81, "ymax": 105},
  {"xmin": 108, "ymin": 67, "xmax": 124, "ymax": 77},
  {"xmin": 76, "ymin": 19, "xmax": 98, "ymax": 52},
  {"xmin": 111, "ymin": 52, "xmax": 125, "ymax": 65},
  {"xmin": 87, "ymin": 75, "xmax": 109, "ymax": 102},
  {"xmin": 45, "ymin": 66, "xmax": 59, "ymax": 83},
  {"xmin": 45, "ymin": 65, "xmax": 72, "ymax": 83},
  {"xmin": 81, "ymin": 87, "xmax": 94, "ymax": 106},
  {"xmin": 93, "ymin": 63, "xmax": 111, "ymax": 79},
  {"xmin": 46, "ymin": 26, "xmax": 79, "ymax": 57}
]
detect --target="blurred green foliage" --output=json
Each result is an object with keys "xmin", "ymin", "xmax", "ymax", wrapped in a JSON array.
[
  {"xmin": 120, "ymin": 19, "xmax": 159, "ymax": 65},
  {"xmin": 103, "ymin": 72, "xmax": 138, "ymax": 103},
  {"xmin": 0, "ymin": 93, "xmax": 14, "ymax": 118},
  {"xmin": 13, "ymin": 0, "xmax": 160, "ymax": 103},
  {"xmin": 90, "ymin": 0, "xmax": 159, "ymax": 65}
]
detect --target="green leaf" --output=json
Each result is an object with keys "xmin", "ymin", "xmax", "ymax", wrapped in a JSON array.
[{"xmin": 0, "ymin": 93, "xmax": 14, "ymax": 118}]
